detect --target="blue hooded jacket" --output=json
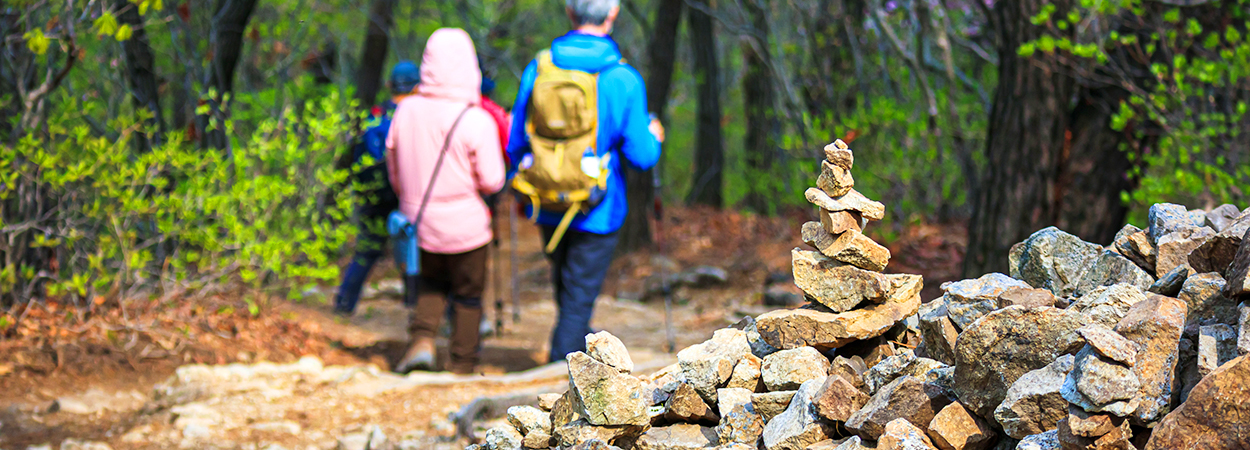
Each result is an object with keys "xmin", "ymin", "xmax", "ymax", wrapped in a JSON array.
[{"xmin": 507, "ymin": 32, "xmax": 661, "ymax": 235}]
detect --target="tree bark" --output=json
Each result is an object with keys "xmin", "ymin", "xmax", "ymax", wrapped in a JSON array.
[
  {"xmin": 740, "ymin": 0, "xmax": 779, "ymax": 214},
  {"xmin": 618, "ymin": 0, "xmax": 684, "ymax": 253},
  {"xmin": 685, "ymin": 2, "xmax": 724, "ymax": 208},
  {"xmin": 1055, "ymin": 87, "xmax": 1146, "ymax": 245},
  {"xmin": 200, "ymin": 0, "xmax": 259, "ymax": 150},
  {"xmin": 355, "ymin": 0, "xmax": 395, "ymax": 102},
  {"xmin": 963, "ymin": 0, "xmax": 1075, "ymax": 277},
  {"xmin": 115, "ymin": 0, "xmax": 165, "ymax": 150}
]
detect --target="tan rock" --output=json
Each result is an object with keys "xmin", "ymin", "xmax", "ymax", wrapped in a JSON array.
[
  {"xmin": 716, "ymin": 402, "xmax": 764, "ymax": 447},
  {"xmin": 538, "ymin": 393, "xmax": 563, "ymax": 412},
  {"xmin": 805, "ymin": 226, "xmax": 891, "ymax": 272},
  {"xmin": 553, "ymin": 419, "xmax": 646, "ymax": 448},
  {"xmin": 1113, "ymin": 226, "xmax": 1157, "ymax": 274},
  {"xmin": 821, "ymin": 209, "xmax": 864, "ymax": 235},
  {"xmin": 567, "ymin": 352, "xmax": 649, "ymax": 426},
  {"xmin": 726, "ymin": 354, "xmax": 765, "ymax": 393},
  {"xmin": 663, "ymin": 383, "xmax": 718, "ymax": 425},
  {"xmin": 846, "ymin": 376, "xmax": 953, "ymax": 441},
  {"xmin": 1057, "ymin": 417, "xmax": 1133, "ymax": 450},
  {"xmin": 762, "ymin": 379, "xmax": 834, "ymax": 450},
  {"xmin": 1145, "ymin": 354, "xmax": 1250, "ymax": 449},
  {"xmin": 812, "ymin": 375, "xmax": 869, "ymax": 423},
  {"xmin": 1066, "ymin": 406, "xmax": 1121, "ymax": 438},
  {"xmin": 756, "ymin": 275, "xmax": 922, "ymax": 350},
  {"xmin": 1155, "ymin": 227, "xmax": 1216, "ymax": 278},
  {"xmin": 926, "ymin": 402, "xmax": 995, "ymax": 450},
  {"xmin": 998, "ymin": 288, "xmax": 1059, "ymax": 309},
  {"xmin": 633, "ymin": 424, "xmax": 718, "ymax": 450},
  {"xmin": 1113, "ymin": 293, "xmax": 1187, "ymax": 423},
  {"xmin": 805, "ymin": 188, "xmax": 885, "ymax": 221},
  {"xmin": 762, "ymin": 347, "xmax": 832, "ymax": 392},
  {"xmin": 918, "ymin": 300, "xmax": 959, "ymax": 365},
  {"xmin": 1077, "ymin": 324, "xmax": 1140, "ymax": 367},
  {"xmin": 824, "ymin": 140, "xmax": 854, "ymax": 170},
  {"xmin": 522, "ymin": 428, "xmax": 555, "ymax": 449},
  {"xmin": 1223, "ymin": 228, "xmax": 1250, "ymax": 298},
  {"xmin": 791, "ymin": 248, "xmax": 891, "ymax": 312},
  {"xmin": 881, "ymin": 418, "xmax": 939, "ymax": 450},
  {"xmin": 751, "ymin": 391, "xmax": 795, "ymax": 422},
  {"xmin": 585, "ymin": 331, "xmax": 634, "ymax": 373},
  {"xmin": 818, "ymin": 161, "xmax": 855, "ymax": 197}
]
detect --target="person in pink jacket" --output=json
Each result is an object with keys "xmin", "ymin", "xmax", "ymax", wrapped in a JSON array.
[{"xmin": 387, "ymin": 28, "xmax": 506, "ymax": 374}]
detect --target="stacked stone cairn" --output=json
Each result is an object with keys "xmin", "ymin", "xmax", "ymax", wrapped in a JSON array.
[{"xmin": 470, "ymin": 141, "xmax": 1250, "ymax": 450}]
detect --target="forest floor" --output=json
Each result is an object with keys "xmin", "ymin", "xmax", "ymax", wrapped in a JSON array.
[{"xmin": 0, "ymin": 206, "xmax": 966, "ymax": 450}]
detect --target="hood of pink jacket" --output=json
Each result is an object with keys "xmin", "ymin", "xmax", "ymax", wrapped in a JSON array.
[{"xmin": 419, "ymin": 28, "xmax": 481, "ymax": 103}]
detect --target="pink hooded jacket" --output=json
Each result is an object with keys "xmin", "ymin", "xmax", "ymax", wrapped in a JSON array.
[{"xmin": 387, "ymin": 28, "xmax": 505, "ymax": 254}]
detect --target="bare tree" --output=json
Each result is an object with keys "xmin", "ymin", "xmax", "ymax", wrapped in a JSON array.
[
  {"xmin": 114, "ymin": 0, "xmax": 165, "ymax": 150},
  {"xmin": 686, "ymin": 0, "xmax": 725, "ymax": 208},
  {"xmin": 740, "ymin": 0, "xmax": 779, "ymax": 214},
  {"xmin": 199, "ymin": 0, "xmax": 260, "ymax": 150}
]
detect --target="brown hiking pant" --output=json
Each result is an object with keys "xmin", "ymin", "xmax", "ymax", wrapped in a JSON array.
[{"xmin": 409, "ymin": 244, "xmax": 488, "ymax": 373}]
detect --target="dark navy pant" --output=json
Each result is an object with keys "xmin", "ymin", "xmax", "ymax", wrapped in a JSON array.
[
  {"xmin": 335, "ymin": 175, "xmax": 398, "ymax": 314},
  {"xmin": 541, "ymin": 226, "xmax": 619, "ymax": 363}
]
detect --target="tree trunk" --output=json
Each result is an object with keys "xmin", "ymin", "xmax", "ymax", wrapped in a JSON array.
[
  {"xmin": 115, "ymin": 0, "xmax": 165, "ymax": 150},
  {"xmin": 200, "ymin": 0, "xmax": 259, "ymax": 150},
  {"xmin": 685, "ymin": 2, "xmax": 724, "ymax": 208},
  {"xmin": 1056, "ymin": 89, "xmax": 1147, "ymax": 245},
  {"xmin": 618, "ymin": 0, "xmax": 684, "ymax": 253},
  {"xmin": 740, "ymin": 0, "xmax": 778, "ymax": 214},
  {"xmin": 963, "ymin": 0, "xmax": 1075, "ymax": 277}
]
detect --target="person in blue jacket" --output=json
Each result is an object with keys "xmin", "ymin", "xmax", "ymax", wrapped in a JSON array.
[
  {"xmin": 333, "ymin": 62, "xmax": 421, "ymax": 316},
  {"xmin": 507, "ymin": 0, "xmax": 665, "ymax": 363}
]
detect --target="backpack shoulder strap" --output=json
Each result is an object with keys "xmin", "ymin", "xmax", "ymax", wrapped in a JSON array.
[{"xmin": 412, "ymin": 104, "xmax": 475, "ymax": 228}]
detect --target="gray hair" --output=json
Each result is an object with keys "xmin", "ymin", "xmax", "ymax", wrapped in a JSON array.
[{"xmin": 566, "ymin": 0, "xmax": 620, "ymax": 26}]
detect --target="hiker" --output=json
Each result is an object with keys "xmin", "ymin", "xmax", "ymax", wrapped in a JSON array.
[
  {"xmin": 389, "ymin": 28, "xmax": 507, "ymax": 374},
  {"xmin": 507, "ymin": 0, "xmax": 665, "ymax": 363},
  {"xmin": 332, "ymin": 61, "xmax": 420, "ymax": 316}
]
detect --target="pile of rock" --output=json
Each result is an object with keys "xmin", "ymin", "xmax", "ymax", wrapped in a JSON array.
[{"xmin": 469, "ymin": 140, "xmax": 1250, "ymax": 450}]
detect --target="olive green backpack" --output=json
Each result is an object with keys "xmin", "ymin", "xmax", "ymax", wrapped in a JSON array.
[{"xmin": 512, "ymin": 49, "xmax": 614, "ymax": 253}]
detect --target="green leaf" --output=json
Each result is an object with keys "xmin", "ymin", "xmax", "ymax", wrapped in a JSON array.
[
  {"xmin": 114, "ymin": 24, "xmax": 134, "ymax": 42},
  {"xmin": 94, "ymin": 12, "xmax": 119, "ymax": 37},
  {"xmin": 23, "ymin": 29, "xmax": 50, "ymax": 55}
]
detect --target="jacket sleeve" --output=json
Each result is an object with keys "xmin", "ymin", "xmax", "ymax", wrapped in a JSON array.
[
  {"xmin": 470, "ymin": 110, "xmax": 507, "ymax": 195},
  {"xmin": 505, "ymin": 60, "xmax": 539, "ymax": 178},
  {"xmin": 616, "ymin": 67, "xmax": 661, "ymax": 171}
]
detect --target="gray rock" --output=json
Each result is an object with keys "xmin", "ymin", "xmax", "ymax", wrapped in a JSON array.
[
  {"xmin": 1178, "ymin": 272, "xmax": 1239, "ymax": 327},
  {"xmin": 952, "ymin": 306, "xmax": 1086, "ymax": 420},
  {"xmin": 736, "ymin": 316, "xmax": 780, "ymax": 359},
  {"xmin": 568, "ymin": 352, "xmax": 650, "ymax": 426},
  {"xmin": 805, "ymin": 188, "xmax": 886, "ymax": 221},
  {"xmin": 507, "ymin": 405, "xmax": 552, "ymax": 436},
  {"xmin": 791, "ymin": 248, "xmax": 892, "ymax": 312},
  {"xmin": 1148, "ymin": 203, "xmax": 1193, "ymax": 244},
  {"xmin": 994, "ymin": 355, "xmax": 1075, "ymax": 439},
  {"xmin": 1061, "ymin": 347, "xmax": 1140, "ymax": 416},
  {"xmin": 716, "ymin": 388, "xmax": 754, "ymax": 418},
  {"xmin": 1205, "ymin": 204, "xmax": 1242, "ymax": 233},
  {"xmin": 863, "ymin": 351, "xmax": 949, "ymax": 394},
  {"xmin": 942, "ymin": 273, "xmax": 1033, "ymax": 330},
  {"xmin": 1074, "ymin": 251, "xmax": 1155, "ymax": 298},
  {"xmin": 678, "ymin": 329, "xmax": 752, "ymax": 405},
  {"xmin": 1008, "ymin": 227, "xmax": 1103, "ymax": 297},
  {"xmin": 1156, "ymin": 227, "xmax": 1216, "ymax": 278},
  {"xmin": 880, "ymin": 418, "xmax": 939, "ymax": 450},
  {"xmin": 633, "ymin": 424, "xmax": 718, "ymax": 450},
  {"xmin": 482, "ymin": 426, "xmax": 523, "ymax": 450},
  {"xmin": 1148, "ymin": 264, "xmax": 1190, "ymax": 296},
  {"xmin": 918, "ymin": 300, "xmax": 959, "ymax": 365},
  {"xmin": 1198, "ymin": 324, "xmax": 1237, "ymax": 377},
  {"xmin": 845, "ymin": 376, "xmax": 953, "ymax": 441},
  {"xmin": 1188, "ymin": 230, "xmax": 1244, "ymax": 276},
  {"xmin": 1224, "ymin": 227, "xmax": 1250, "ymax": 299},
  {"xmin": 586, "ymin": 331, "xmax": 634, "ymax": 373},
  {"xmin": 1240, "ymin": 303, "xmax": 1250, "ymax": 356},
  {"xmin": 1077, "ymin": 324, "xmax": 1140, "ymax": 367},
  {"xmin": 715, "ymin": 403, "xmax": 764, "ymax": 447},
  {"xmin": 997, "ymin": 288, "xmax": 1059, "ymax": 309},
  {"xmin": 522, "ymin": 429, "xmax": 555, "ymax": 449},
  {"xmin": 1014, "ymin": 429, "xmax": 1059, "ymax": 450},
  {"xmin": 830, "ymin": 355, "xmax": 870, "ymax": 393},
  {"xmin": 751, "ymin": 391, "xmax": 796, "ymax": 422},
  {"xmin": 1068, "ymin": 283, "xmax": 1147, "ymax": 328},
  {"xmin": 812, "ymin": 374, "xmax": 870, "ymax": 423},
  {"xmin": 755, "ymin": 275, "xmax": 924, "ymax": 350},
  {"xmin": 552, "ymin": 389, "xmax": 583, "ymax": 428},
  {"xmin": 761, "ymin": 378, "xmax": 833, "ymax": 450},
  {"xmin": 761, "ymin": 347, "xmax": 832, "ymax": 392}
]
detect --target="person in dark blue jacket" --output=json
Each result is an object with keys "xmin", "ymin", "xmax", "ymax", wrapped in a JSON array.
[
  {"xmin": 333, "ymin": 61, "xmax": 421, "ymax": 316},
  {"xmin": 507, "ymin": 0, "xmax": 665, "ymax": 362}
]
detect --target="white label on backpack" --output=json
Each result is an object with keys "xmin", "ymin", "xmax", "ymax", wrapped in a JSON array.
[
  {"xmin": 581, "ymin": 148, "xmax": 609, "ymax": 178},
  {"xmin": 520, "ymin": 154, "xmax": 534, "ymax": 170}
]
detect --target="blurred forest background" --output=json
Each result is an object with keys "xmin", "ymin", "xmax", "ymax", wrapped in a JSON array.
[{"xmin": 3, "ymin": 0, "xmax": 1250, "ymax": 318}]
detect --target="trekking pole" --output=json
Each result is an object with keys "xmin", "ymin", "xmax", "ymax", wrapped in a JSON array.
[
  {"xmin": 651, "ymin": 113, "xmax": 676, "ymax": 354},
  {"xmin": 492, "ymin": 200, "xmax": 504, "ymax": 335},
  {"xmin": 509, "ymin": 189, "xmax": 521, "ymax": 323}
]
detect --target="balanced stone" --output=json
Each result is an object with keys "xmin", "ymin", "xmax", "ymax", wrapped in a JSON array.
[
  {"xmin": 756, "ymin": 275, "xmax": 922, "ymax": 350},
  {"xmin": 818, "ymin": 161, "xmax": 855, "ymax": 197},
  {"xmin": 824, "ymin": 140, "xmax": 854, "ymax": 170},
  {"xmin": 801, "ymin": 224, "xmax": 890, "ymax": 272},
  {"xmin": 791, "ymin": 248, "xmax": 890, "ymax": 312},
  {"xmin": 805, "ymin": 188, "xmax": 885, "ymax": 221},
  {"xmin": 821, "ymin": 209, "xmax": 865, "ymax": 235},
  {"xmin": 952, "ymin": 306, "xmax": 1085, "ymax": 420}
]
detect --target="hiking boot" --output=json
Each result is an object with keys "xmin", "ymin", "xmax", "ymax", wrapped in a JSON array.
[{"xmin": 395, "ymin": 337, "xmax": 436, "ymax": 373}]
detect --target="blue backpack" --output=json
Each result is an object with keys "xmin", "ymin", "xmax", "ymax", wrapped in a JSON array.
[{"xmin": 354, "ymin": 100, "xmax": 397, "ymax": 164}]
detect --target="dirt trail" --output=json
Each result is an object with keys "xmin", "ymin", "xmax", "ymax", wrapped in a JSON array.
[{"xmin": 0, "ymin": 207, "xmax": 964, "ymax": 449}]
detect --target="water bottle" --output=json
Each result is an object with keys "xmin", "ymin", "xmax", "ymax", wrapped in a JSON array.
[{"xmin": 387, "ymin": 210, "xmax": 420, "ymax": 276}]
